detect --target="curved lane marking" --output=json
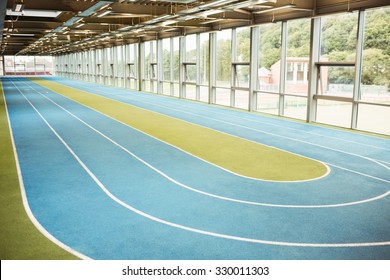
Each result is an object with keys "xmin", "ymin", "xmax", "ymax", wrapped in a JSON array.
[{"xmin": 14, "ymin": 82, "xmax": 390, "ymax": 248}]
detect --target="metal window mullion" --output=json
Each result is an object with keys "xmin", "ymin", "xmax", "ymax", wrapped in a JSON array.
[
  {"xmin": 179, "ymin": 36, "xmax": 186, "ymax": 99},
  {"xmin": 138, "ymin": 42, "xmax": 144, "ymax": 91},
  {"xmin": 170, "ymin": 38, "xmax": 174, "ymax": 96},
  {"xmin": 209, "ymin": 32, "xmax": 217, "ymax": 104},
  {"xmin": 307, "ymin": 17, "xmax": 322, "ymax": 123},
  {"xmin": 230, "ymin": 28, "xmax": 236, "ymax": 108},
  {"xmin": 249, "ymin": 26, "xmax": 259, "ymax": 112},
  {"xmin": 196, "ymin": 33, "xmax": 201, "ymax": 101},
  {"xmin": 352, "ymin": 10, "xmax": 365, "ymax": 129},
  {"xmin": 279, "ymin": 21, "xmax": 288, "ymax": 116},
  {"xmin": 157, "ymin": 39, "xmax": 163, "ymax": 95}
]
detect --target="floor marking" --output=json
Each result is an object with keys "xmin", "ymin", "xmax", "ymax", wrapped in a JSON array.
[
  {"xmin": 69, "ymin": 80, "xmax": 389, "ymax": 151},
  {"xmin": 57, "ymin": 80, "xmax": 390, "ymax": 171},
  {"xmin": 115, "ymin": 93, "xmax": 390, "ymax": 172},
  {"xmin": 4, "ymin": 79, "xmax": 90, "ymax": 260},
  {"xmin": 22, "ymin": 79, "xmax": 390, "ymax": 210},
  {"xmin": 30, "ymin": 78, "xmax": 330, "ymax": 183},
  {"xmin": 12, "ymin": 80, "xmax": 390, "ymax": 248}
]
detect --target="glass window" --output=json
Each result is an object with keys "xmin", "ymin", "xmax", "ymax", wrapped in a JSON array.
[
  {"xmin": 186, "ymin": 84, "xmax": 197, "ymax": 100},
  {"xmin": 162, "ymin": 38, "xmax": 171, "ymax": 81},
  {"xmin": 234, "ymin": 65, "xmax": 249, "ymax": 88},
  {"xmin": 320, "ymin": 12, "xmax": 358, "ymax": 62},
  {"xmin": 235, "ymin": 27, "xmax": 250, "ymax": 62},
  {"xmin": 256, "ymin": 92, "xmax": 279, "ymax": 115},
  {"xmin": 200, "ymin": 33, "xmax": 209, "ymax": 85},
  {"xmin": 215, "ymin": 88, "xmax": 230, "ymax": 107},
  {"xmin": 234, "ymin": 90, "xmax": 249, "ymax": 110},
  {"xmin": 144, "ymin": 42, "xmax": 151, "ymax": 80},
  {"xmin": 360, "ymin": 6, "xmax": 390, "ymax": 104},
  {"xmin": 357, "ymin": 104, "xmax": 390, "ymax": 135},
  {"xmin": 185, "ymin": 34, "xmax": 197, "ymax": 62},
  {"xmin": 318, "ymin": 65, "xmax": 354, "ymax": 97},
  {"xmin": 316, "ymin": 99, "xmax": 352, "ymax": 128},
  {"xmin": 216, "ymin": 29, "xmax": 231, "ymax": 87},
  {"xmin": 185, "ymin": 64, "xmax": 196, "ymax": 82},
  {"xmin": 284, "ymin": 95, "xmax": 307, "ymax": 120},
  {"xmin": 173, "ymin": 37, "xmax": 180, "ymax": 82},
  {"xmin": 258, "ymin": 22, "xmax": 282, "ymax": 93},
  {"xmin": 286, "ymin": 18, "xmax": 311, "ymax": 96}
]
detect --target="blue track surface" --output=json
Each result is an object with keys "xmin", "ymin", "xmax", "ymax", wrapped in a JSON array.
[{"xmin": 2, "ymin": 76, "xmax": 390, "ymax": 259}]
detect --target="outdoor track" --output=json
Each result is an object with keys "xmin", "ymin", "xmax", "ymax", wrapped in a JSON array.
[{"xmin": 2, "ymin": 76, "xmax": 390, "ymax": 259}]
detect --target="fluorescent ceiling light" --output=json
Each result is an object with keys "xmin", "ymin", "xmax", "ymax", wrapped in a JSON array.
[
  {"xmin": 118, "ymin": 26, "xmax": 132, "ymax": 31},
  {"xmin": 160, "ymin": 20, "xmax": 177, "ymax": 26},
  {"xmin": 11, "ymin": 33, "xmax": 35, "ymax": 36},
  {"xmin": 78, "ymin": 1, "xmax": 113, "ymax": 17},
  {"xmin": 224, "ymin": 0, "xmax": 274, "ymax": 10},
  {"xmin": 97, "ymin": 10, "xmax": 112, "ymax": 17},
  {"xmin": 253, "ymin": 4, "xmax": 296, "ymax": 14},
  {"xmin": 199, "ymin": 0, "xmax": 238, "ymax": 9},
  {"xmin": 12, "ymin": 3, "xmax": 25, "ymax": 12},
  {"xmin": 6, "ymin": 9, "xmax": 62, "ymax": 17},
  {"xmin": 75, "ymin": 23, "xmax": 85, "ymax": 28},
  {"xmin": 199, "ymin": 18, "xmax": 224, "ymax": 24}
]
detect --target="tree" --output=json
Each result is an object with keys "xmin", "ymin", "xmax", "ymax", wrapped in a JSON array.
[{"xmin": 362, "ymin": 48, "xmax": 390, "ymax": 88}]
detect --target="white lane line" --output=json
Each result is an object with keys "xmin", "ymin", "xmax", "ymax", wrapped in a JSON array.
[
  {"xmin": 15, "ymin": 80, "xmax": 390, "ymax": 248},
  {"xmin": 4, "ymin": 79, "xmax": 90, "ymax": 260},
  {"xmin": 114, "ymin": 92, "xmax": 390, "ymax": 172},
  {"xmin": 59, "ymin": 80, "xmax": 390, "ymax": 171},
  {"xmin": 30, "ymin": 80, "xmax": 331, "ymax": 183},
  {"xmin": 67, "ymin": 80, "xmax": 390, "ymax": 151},
  {"xmin": 23, "ymin": 80, "xmax": 390, "ymax": 210}
]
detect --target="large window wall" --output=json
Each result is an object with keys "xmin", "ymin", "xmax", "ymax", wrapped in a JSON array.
[
  {"xmin": 3, "ymin": 56, "xmax": 53, "ymax": 75},
  {"xmin": 54, "ymin": 5, "xmax": 390, "ymax": 135}
]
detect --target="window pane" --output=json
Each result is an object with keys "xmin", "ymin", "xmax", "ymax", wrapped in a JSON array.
[
  {"xmin": 257, "ymin": 92, "xmax": 279, "ymax": 115},
  {"xmin": 234, "ymin": 65, "xmax": 249, "ymax": 88},
  {"xmin": 318, "ymin": 66, "xmax": 354, "ymax": 97},
  {"xmin": 216, "ymin": 29, "xmax": 231, "ymax": 87},
  {"xmin": 162, "ymin": 38, "xmax": 171, "ymax": 81},
  {"xmin": 360, "ymin": 6, "xmax": 390, "ymax": 104},
  {"xmin": 236, "ymin": 27, "xmax": 250, "ymax": 62},
  {"xmin": 185, "ymin": 64, "xmax": 196, "ymax": 82},
  {"xmin": 173, "ymin": 38, "xmax": 180, "ymax": 82},
  {"xmin": 162, "ymin": 82, "xmax": 171, "ymax": 95},
  {"xmin": 357, "ymin": 104, "xmax": 390, "ymax": 135},
  {"xmin": 320, "ymin": 12, "xmax": 358, "ymax": 62},
  {"xmin": 316, "ymin": 100, "xmax": 352, "ymax": 128},
  {"xmin": 234, "ymin": 90, "xmax": 249, "ymax": 110},
  {"xmin": 216, "ymin": 88, "xmax": 230, "ymax": 107},
  {"xmin": 286, "ymin": 18, "xmax": 311, "ymax": 96},
  {"xmin": 186, "ymin": 85, "xmax": 196, "ymax": 100},
  {"xmin": 284, "ymin": 96, "xmax": 307, "ymax": 120},
  {"xmin": 259, "ymin": 22, "xmax": 281, "ymax": 93},
  {"xmin": 200, "ymin": 33, "xmax": 209, "ymax": 85},
  {"xmin": 186, "ymin": 34, "xmax": 197, "ymax": 62},
  {"xmin": 199, "ymin": 85, "xmax": 208, "ymax": 103}
]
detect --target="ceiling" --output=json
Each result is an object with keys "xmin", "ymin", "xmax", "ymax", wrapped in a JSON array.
[{"xmin": 0, "ymin": 0, "xmax": 388, "ymax": 56}]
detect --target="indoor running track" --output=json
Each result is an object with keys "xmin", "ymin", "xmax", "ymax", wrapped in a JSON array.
[{"xmin": 2, "ymin": 76, "xmax": 390, "ymax": 259}]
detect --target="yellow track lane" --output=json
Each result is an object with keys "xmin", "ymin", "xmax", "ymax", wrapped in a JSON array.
[{"xmin": 31, "ymin": 78, "xmax": 328, "ymax": 181}]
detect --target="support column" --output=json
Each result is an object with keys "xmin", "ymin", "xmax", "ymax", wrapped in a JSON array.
[
  {"xmin": 249, "ymin": 26, "xmax": 259, "ymax": 112},
  {"xmin": 279, "ymin": 21, "xmax": 288, "ymax": 116},
  {"xmin": 209, "ymin": 32, "xmax": 217, "ymax": 104},
  {"xmin": 351, "ymin": 10, "xmax": 365, "ymax": 129},
  {"xmin": 307, "ymin": 17, "xmax": 322, "ymax": 123}
]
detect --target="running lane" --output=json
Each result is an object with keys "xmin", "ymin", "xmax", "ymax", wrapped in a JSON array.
[{"xmin": 3, "ymin": 77, "xmax": 390, "ymax": 259}]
